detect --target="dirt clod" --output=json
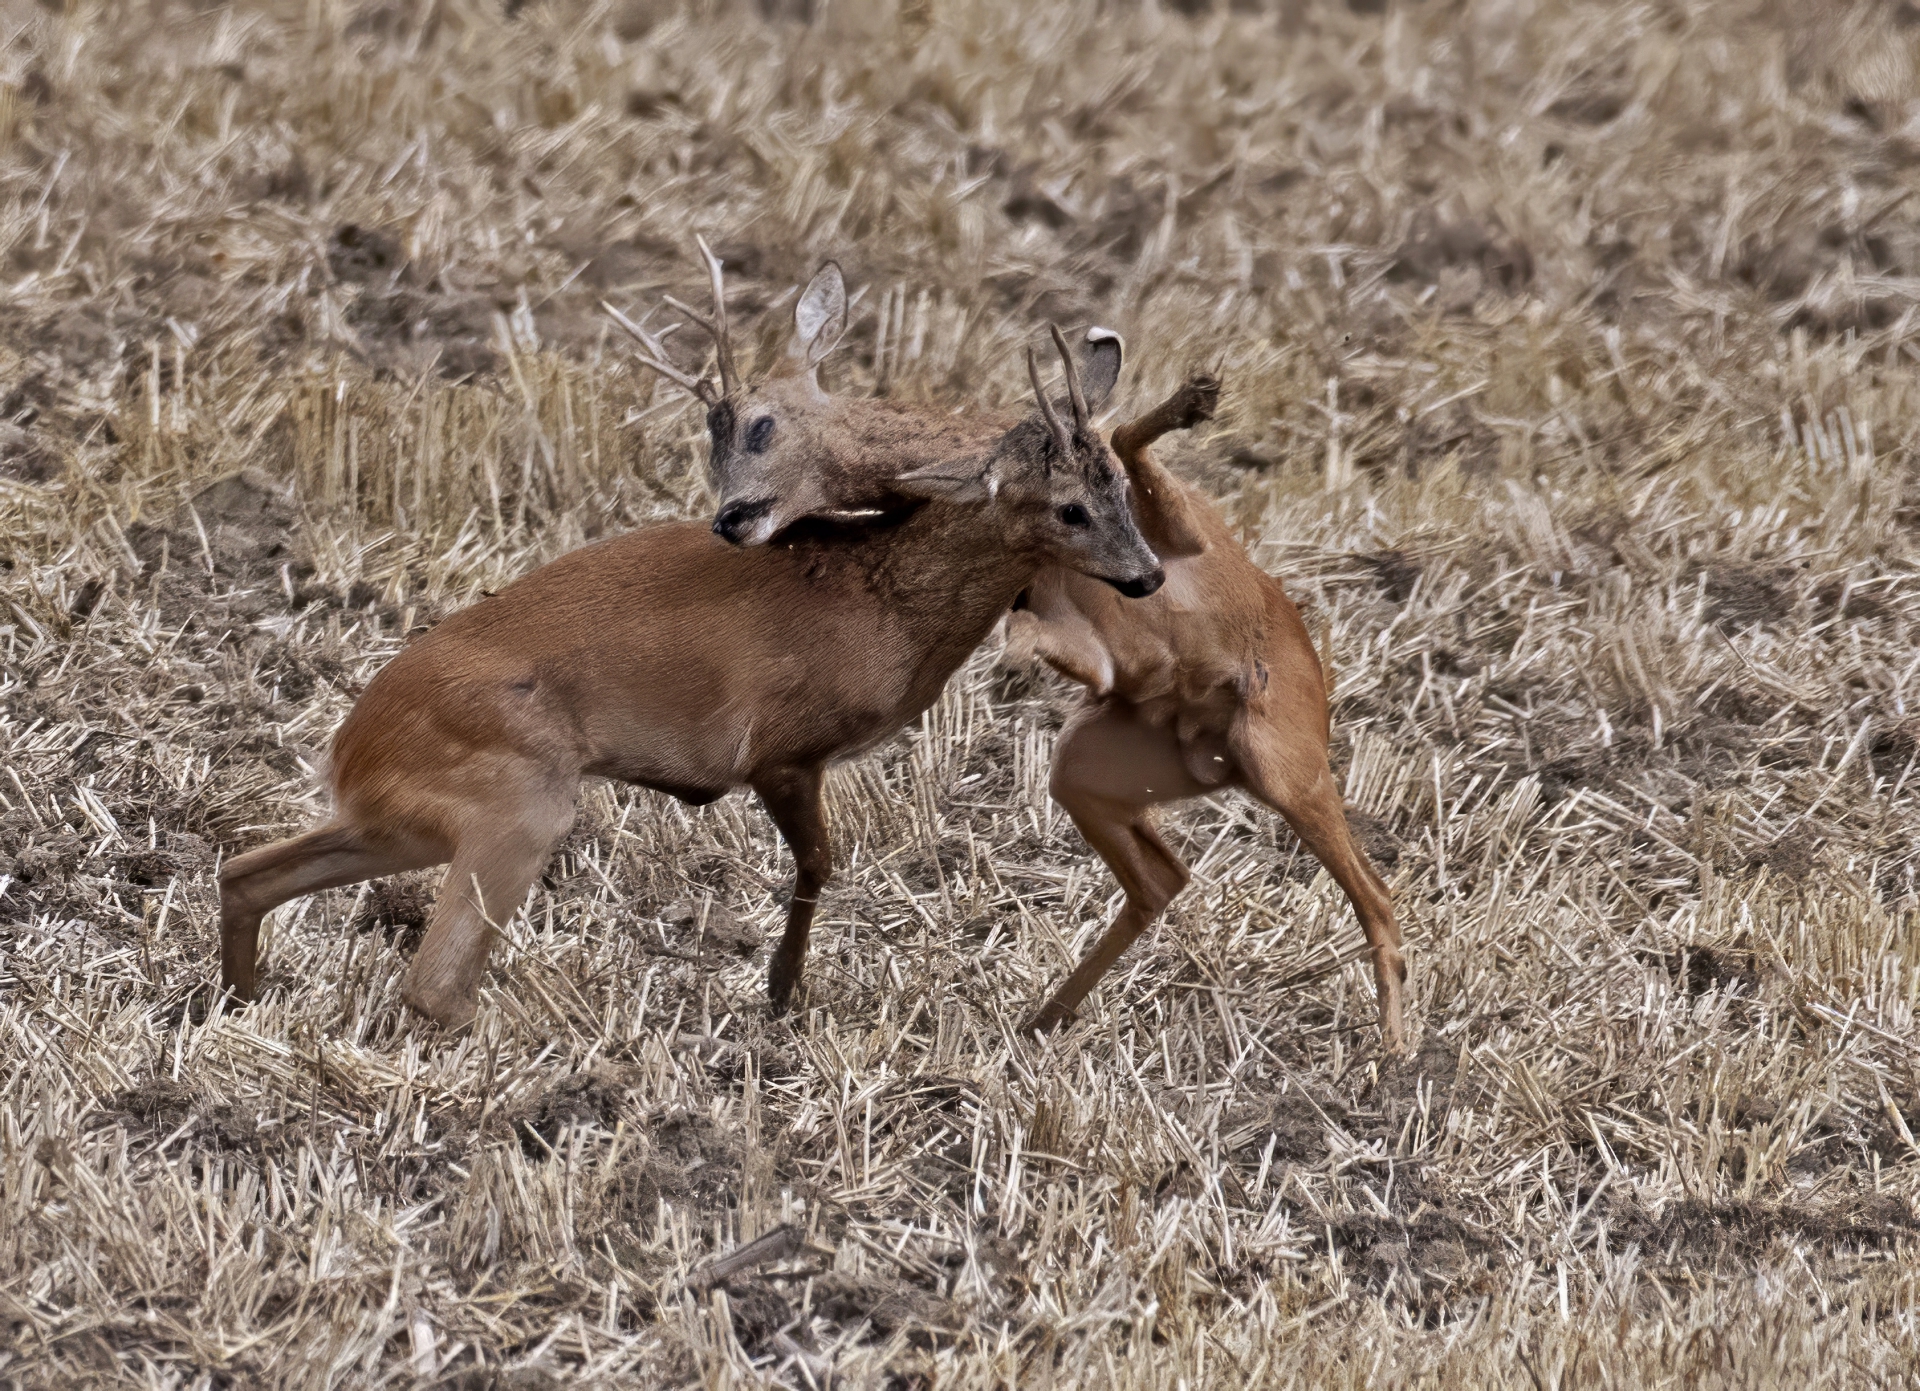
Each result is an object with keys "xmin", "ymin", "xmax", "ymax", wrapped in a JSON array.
[
  {"xmin": 354, "ymin": 875, "xmax": 435, "ymax": 948},
  {"xmin": 510, "ymin": 1063, "xmax": 637, "ymax": 1155}
]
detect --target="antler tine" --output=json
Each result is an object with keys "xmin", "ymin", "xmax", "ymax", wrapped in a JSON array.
[
  {"xmin": 693, "ymin": 234, "xmax": 740, "ymax": 399},
  {"xmin": 658, "ymin": 294, "xmax": 737, "ymax": 397},
  {"xmin": 601, "ymin": 300, "xmax": 718, "ymax": 405},
  {"xmin": 1027, "ymin": 344, "xmax": 1073, "ymax": 464},
  {"xmin": 1049, "ymin": 323, "xmax": 1089, "ymax": 432}
]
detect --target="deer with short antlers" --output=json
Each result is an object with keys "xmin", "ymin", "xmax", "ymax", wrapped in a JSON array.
[
  {"xmin": 684, "ymin": 268, "xmax": 1408, "ymax": 1053},
  {"xmin": 216, "ymin": 243, "xmax": 1163, "ymax": 1028}
]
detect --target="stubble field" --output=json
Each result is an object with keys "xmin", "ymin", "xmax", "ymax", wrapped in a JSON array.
[{"xmin": 3, "ymin": 1, "xmax": 1920, "ymax": 1386}]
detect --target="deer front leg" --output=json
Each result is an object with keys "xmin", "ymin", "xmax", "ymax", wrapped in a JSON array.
[
  {"xmin": 754, "ymin": 764, "xmax": 832, "ymax": 1015},
  {"xmin": 1107, "ymin": 374, "xmax": 1220, "ymax": 560}
]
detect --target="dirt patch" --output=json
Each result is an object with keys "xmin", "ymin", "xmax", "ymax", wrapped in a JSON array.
[
  {"xmin": 1344, "ymin": 807, "xmax": 1402, "ymax": 873},
  {"xmin": 255, "ymin": 639, "xmax": 351, "ymax": 705},
  {"xmin": 327, "ymin": 224, "xmax": 406, "ymax": 284},
  {"xmin": 708, "ymin": 1266, "xmax": 961, "ymax": 1357},
  {"xmin": 113, "ymin": 831, "xmax": 212, "ymax": 887},
  {"xmin": 346, "ymin": 282, "xmax": 501, "ymax": 380},
  {"xmin": 812, "ymin": 1272, "xmax": 963, "ymax": 1347},
  {"xmin": 1329, "ymin": 1191, "xmax": 1494, "ymax": 1291},
  {"xmin": 11, "ymin": 829, "xmax": 87, "ymax": 883},
  {"xmin": 1869, "ymin": 716, "xmax": 1920, "ymax": 777},
  {"xmin": 595, "ymin": 1106, "xmax": 737, "ymax": 1214},
  {"xmin": 658, "ymin": 898, "xmax": 763, "ymax": 958},
  {"xmin": 509, "ymin": 1062, "xmax": 639, "ymax": 1155},
  {"xmin": 123, "ymin": 469, "xmax": 314, "ymax": 627},
  {"xmin": 1701, "ymin": 563, "xmax": 1799, "ymax": 632},
  {"xmin": 105, "ymin": 1079, "xmax": 277, "ymax": 1153},
  {"xmin": 1396, "ymin": 397, "xmax": 1499, "ymax": 479},
  {"xmin": 1608, "ymin": 1194, "xmax": 1918, "ymax": 1261},
  {"xmin": 1636, "ymin": 944, "xmax": 1760, "ymax": 997},
  {"xmin": 718, "ymin": 1279, "xmax": 793, "ymax": 1353},
  {"xmin": 439, "ymin": 1368, "xmax": 566, "ymax": 1391},
  {"xmin": 1387, "ymin": 209, "xmax": 1534, "ymax": 311},
  {"xmin": 0, "ymin": 421, "xmax": 60, "ymax": 483},
  {"xmin": 112, "ymin": 1077, "xmax": 195, "ymax": 1126},
  {"xmin": 353, "ymin": 874, "xmax": 435, "ymax": 950},
  {"xmin": 0, "ymin": 827, "xmax": 91, "ymax": 923},
  {"xmin": 1380, "ymin": 1034, "xmax": 1460, "ymax": 1108},
  {"xmin": 1751, "ymin": 827, "xmax": 1822, "ymax": 881},
  {"xmin": 594, "ymin": 1109, "xmax": 748, "ymax": 1260},
  {"xmin": 1357, "ymin": 549, "xmax": 1423, "ymax": 603},
  {"xmin": 1223, "ymin": 1089, "xmax": 1348, "ymax": 1164}
]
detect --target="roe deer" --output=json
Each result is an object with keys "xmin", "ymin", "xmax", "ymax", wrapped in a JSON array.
[
  {"xmin": 216, "ymin": 257, "xmax": 1162, "ymax": 1029},
  {"xmin": 697, "ymin": 324, "xmax": 1408, "ymax": 1052}
]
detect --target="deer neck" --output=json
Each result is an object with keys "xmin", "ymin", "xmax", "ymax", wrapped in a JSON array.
[{"xmin": 853, "ymin": 495, "xmax": 1041, "ymax": 659}]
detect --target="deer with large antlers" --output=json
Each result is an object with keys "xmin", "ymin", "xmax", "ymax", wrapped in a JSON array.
[
  {"xmin": 688, "ymin": 271, "xmax": 1407, "ymax": 1052},
  {"xmin": 217, "ymin": 245, "xmax": 1163, "ymax": 1029}
]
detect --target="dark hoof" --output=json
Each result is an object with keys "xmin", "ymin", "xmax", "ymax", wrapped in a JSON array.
[
  {"xmin": 1020, "ymin": 1004, "xmax": 1077, "ymax": 1036},
  {"xmin": 1174, "ymin": 375, "xmax": 1220, "ymax": 429}
]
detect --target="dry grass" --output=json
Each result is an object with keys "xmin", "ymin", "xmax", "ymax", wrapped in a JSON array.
[{"xmin": 4, "ymin": 0, "xmax": 1920, "ymax": 1385}]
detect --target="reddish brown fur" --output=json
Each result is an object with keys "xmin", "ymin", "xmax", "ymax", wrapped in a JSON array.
[
  {"xmin": 1009, "ymin": 379, "xmax": 1406, "ymax": 1049},
  {"xmin": 219, "ymin": 341, "xmax": 1162, "ymax": 1028},
  {"xmin": 713, "ymin": 368, "xmax": 1408, "ymax": 1052}
]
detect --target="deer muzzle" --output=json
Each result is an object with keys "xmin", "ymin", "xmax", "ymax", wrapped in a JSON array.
[
  {"xmin": 1104, "ymin": 567, "xmax": 1166, "ymax": 599},
  {"xmin": 712, "ymin": 498, "xmax": 773, "ymax": 545}
]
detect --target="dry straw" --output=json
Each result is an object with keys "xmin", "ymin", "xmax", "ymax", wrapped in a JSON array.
[{"xmin": 2, "ymin": 0, "xmax": 1919, "ymax": 1386}]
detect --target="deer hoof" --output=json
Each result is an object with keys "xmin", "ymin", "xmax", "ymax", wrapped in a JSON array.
[
  {"xmin": 1020, "ymin": 1003, "xmax": 1077, "ymax": 1036},
  {"xmin": 1175, "ymin": 376, "xmax": 1221, "ymax": 428},
  {"xmin": 401, "ymin": 985, "xmax": 477, "ymax": 1031}
]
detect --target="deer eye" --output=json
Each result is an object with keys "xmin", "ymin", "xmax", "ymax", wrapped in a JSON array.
[
  {"xmin": 746, "ymin": 416, "xmax": 776, "ymax": 453},
  {"xmin": 1058, "ymin": 503, "xmax": 1090, "ymax": 528}
]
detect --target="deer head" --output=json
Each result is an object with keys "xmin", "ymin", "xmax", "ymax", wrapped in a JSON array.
[
  {"xmin": 605, "ymin": 241, "xmax": 857, "ymax": 546},
  {"xmin": 875, "ymin": 324, "xmax": 1162, "ymax": 597}
]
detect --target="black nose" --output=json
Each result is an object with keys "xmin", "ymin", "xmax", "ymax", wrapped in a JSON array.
[
  {"xmin": 1106, "ymin": 568, "xmax": 1165, "ymax": 599},
  {"xmin": 712, "ymin": 498, "xmax": 770, "ymax": 545}
]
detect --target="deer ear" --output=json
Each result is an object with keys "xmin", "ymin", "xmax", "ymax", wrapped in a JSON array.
[
  {"xmin": 1080, "ymin": 327, "xmax": 1124, "ymax": 409},
  {"xmin": 792, "ymin": 261, "xmax": 849, "ymax": 368},
  {"xmin": 891, "ymin": 454, "xmax": 990, "ymax": 502}
]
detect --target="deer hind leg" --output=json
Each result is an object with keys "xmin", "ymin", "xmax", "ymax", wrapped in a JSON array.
[
  {"xmin": 1026, "ymin": 702, "xmax": 1207, "ymax": 1034},
  {"xmin": 400, "ymin": 790, "xmax": 577, "ymax": 1029},
  {"xmin": 754, "ymin": 763, "xmax": 831, "ymax": 1016},
  {"xmin": 219, "ymin": 823, "xmax": 442, "ymax": 1004},
  {"xmin": 1233, "ymin": 719, "xmax": 1407, "ymax": 1055}
]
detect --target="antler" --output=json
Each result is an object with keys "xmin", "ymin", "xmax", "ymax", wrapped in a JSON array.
[
  {"xmin": 1027, "ymin": 322, "xmax": 1094, "ymax": 465},
  {"xmin": 601, "ymin": 301, "xmax": 718, "ymax": 405},
  {"xmin": 1050, "ymin": 323, "xmax": 1090, "ymax": 433},
  {"xmin": 1027, "ymin": 345, "xmax": 1073, "ymax": 465},
  {"xmin": 602, "ymin": 235, "xmax": 741, "ymax": 405},
  {"xmin": 662, "ymin": 235, "xmax": 740, "ymax": 399}
]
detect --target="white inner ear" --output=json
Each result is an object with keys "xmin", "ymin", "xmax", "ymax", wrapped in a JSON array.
[
  {"xmin": 796, "ymin": 293, "xmax": 834, "ymax": 344},
  {"xmin": 795, "ymin": 265, "xmax": 847, "ymax": 351},
  {"xmin": 805, "ymin": 306, "xmax": 847, "ymax": 366}
]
